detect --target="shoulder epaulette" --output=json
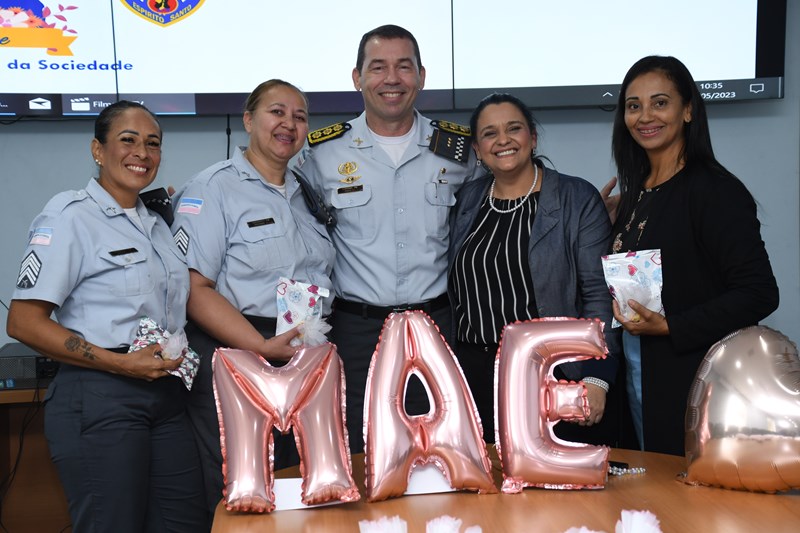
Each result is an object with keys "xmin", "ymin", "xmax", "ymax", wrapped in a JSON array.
[
  {"xmin": 139, "ymin": 188, "xmax": 173, "ymax": 226},
  {"xmin": 307, "ymin": 122, "xmax": 351, "ymax": 145},
  {"xmin": 43, "ymin": 189, "xmax": 89, "ymax": 214},
  {"xmin": 429, "ymin": 120, "xmax": 471, "ymax": 163}
]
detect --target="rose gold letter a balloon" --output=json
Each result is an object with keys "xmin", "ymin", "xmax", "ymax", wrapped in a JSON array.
[{"xmin": 364, "ymin": 311, "xmax": 496, "ymax": 502}]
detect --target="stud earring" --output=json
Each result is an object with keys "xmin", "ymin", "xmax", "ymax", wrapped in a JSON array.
[{"xmin": 94, "ymin": 159, "xmax": 102, "ymax": 166}]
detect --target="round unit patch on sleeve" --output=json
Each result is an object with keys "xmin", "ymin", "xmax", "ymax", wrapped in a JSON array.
[{"xmin": 16, "ymin": 251, "xmax": 42, "ymax": 289}]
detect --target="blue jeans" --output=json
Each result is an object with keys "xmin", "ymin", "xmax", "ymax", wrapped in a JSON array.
[{"xmin": 622, "ymin": 330, "xmax": 645, "ymax": 449}]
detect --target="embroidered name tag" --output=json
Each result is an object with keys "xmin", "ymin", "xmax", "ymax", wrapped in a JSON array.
[
  {"xmin": 337, "ymin": 185, "xmax": 363, "ymax": 194},
  {"xmin": 110, "ymin": 248, "xmax": 138, "ymax": 256},
  {"xmin": 247, "ymin": 218, "xmax": 275, "ymax": 228}
]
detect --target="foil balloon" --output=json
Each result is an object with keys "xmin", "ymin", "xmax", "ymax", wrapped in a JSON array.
[
  {"xmin": 684, "ymin": 326, "xmax": 800, "ymax": 492},
  {"xmin": 496, "ymin": 318, "xmax": 609, "ymax": 493},
  {"xmin": 364, "ymin": 311, "xmax": 497, "ymax": 502},
  {"xmin": 213, "ymin": 343, "xmax": 360, "ymax": 513}
]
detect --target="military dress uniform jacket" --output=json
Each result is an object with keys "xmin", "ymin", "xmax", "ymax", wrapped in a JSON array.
[
  {"xmin": 295, "ymin": 111, "xmax": 478, "ymax": 307},
  {"xmin": 13, "ymin": 177, "xmax": 189, "ymax": 347},
  {"xmin": 171, "ymin": 147, "xmax": 335, "ymax": 318}
]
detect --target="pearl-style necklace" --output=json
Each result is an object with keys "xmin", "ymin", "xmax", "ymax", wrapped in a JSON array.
[{"xmin": 488, "ymin": 164, "xmax": 538, "ymax": 214}]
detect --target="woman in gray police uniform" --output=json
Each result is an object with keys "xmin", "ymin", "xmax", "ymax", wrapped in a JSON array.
[
  {"xmin": 171, "ymin": 79, "xmax": 335, "ymax": 527},
  {"xmin": 7, "ymin": 101, "xmax": 206, "ymax": 532}
]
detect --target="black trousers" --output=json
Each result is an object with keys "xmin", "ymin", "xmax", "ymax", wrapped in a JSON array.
[
  {"xmin": 330, "ymin": 305, "xmax": 453, "ymax": 454},
  {"xmin": 185, "ymin": 319, "xmax": 300, "ymax": 529},
  {"xmin": 454, "ymin": 341, "xmax": 499, "ymax": 443},
  {"xmin": 45, "ymin": 364, "xmax": 206, "ymax": 533}
]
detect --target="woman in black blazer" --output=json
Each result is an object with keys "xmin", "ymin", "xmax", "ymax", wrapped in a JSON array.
[{"xmin": 608, "ymin": 56, "xmax": 779, "ymax": 456}]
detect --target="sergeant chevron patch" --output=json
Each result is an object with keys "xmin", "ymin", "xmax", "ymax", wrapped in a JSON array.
[
  {"xmin": 173, "ymin": 227, "xmax": 189, "ymax": 256},
  {"xmin": 16, "ymin": 251, "xmax": 42, "ymax": 289}
]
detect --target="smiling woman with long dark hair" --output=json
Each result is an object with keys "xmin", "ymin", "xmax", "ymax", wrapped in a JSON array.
[{"xmin": 609, "ymin": 56, "xmax": 779, "ymax": 456}]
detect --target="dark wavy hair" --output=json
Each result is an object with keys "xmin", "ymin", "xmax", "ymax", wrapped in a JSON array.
[
  {"xmin": 469, "ymin": 92, "xmax": 541, "ymax": 165},
  {"xmin": 355, "ymin": 24, "xmax": 422, "ymax": 74},
  {"xmin": 94, "ymin": 100, "xmax": 161, "ymax": 144},
  {"xmin": 611, "ymin": 56, "xmax": 736, "ymax": 227}
]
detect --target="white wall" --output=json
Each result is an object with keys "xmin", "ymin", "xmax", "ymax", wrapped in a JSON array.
[{"xmin": 1, "ymin": 6, "xmax": 798, "ymax": 348}]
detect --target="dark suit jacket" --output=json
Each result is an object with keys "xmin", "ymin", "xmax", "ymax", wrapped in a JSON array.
[{"xmin": 448, "ymin": 166, "xmax": 620, "ymax": 383}]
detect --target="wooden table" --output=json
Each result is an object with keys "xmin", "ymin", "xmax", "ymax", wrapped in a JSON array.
[
  {"xmin": 0, "ymin": 388, "xmax": 70, "ymax": 533},
  {"xmin": 212, "ymin": 448, "xmax": 800, "ymax": 532}
]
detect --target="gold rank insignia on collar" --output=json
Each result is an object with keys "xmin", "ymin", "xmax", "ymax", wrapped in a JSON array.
[
  {"xmin": 307, "ymin": 122, "xmax": 352, "ymax": 145},
  {"xmin": 428, "ymin": 120, "xmax": 471, "ymax": 163},
  {"xmin": 338, "ymin": 162, "xmax": 361, "ymax": 184}
]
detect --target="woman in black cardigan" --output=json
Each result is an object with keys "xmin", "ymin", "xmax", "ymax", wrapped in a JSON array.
[{"xmin": 609, "ymin": 56, "xmax": 779, "ymax": 456}]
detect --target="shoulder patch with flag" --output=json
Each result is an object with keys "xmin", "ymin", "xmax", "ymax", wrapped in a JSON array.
[
  {"xmin": 29, "ymin": 227, "xmax": 53, "ymax": 246},
  {"xmin": 16, "ymin": 252, "xmax": 42, "ymax": 289},
  {"xmin": 177, "ymin": 198, "xmax": 203, "ymax": 215}
]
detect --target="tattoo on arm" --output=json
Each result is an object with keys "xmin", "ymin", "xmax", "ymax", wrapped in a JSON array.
[{"xmin": 65, "ymin": 335, "xmax": 96, "ymax": 361}]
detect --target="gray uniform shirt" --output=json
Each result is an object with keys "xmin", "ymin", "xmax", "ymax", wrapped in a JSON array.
[
  {"xmin": 171, "ymin": 147, "xmax": 335, "ymax": 317},
  {"xmin": 295, "ymin": 111, "xmax": 477, "ymax": 306},
  {"xmin": 12, "ymin": 178, "xmax": 188, "ymax": 348}
]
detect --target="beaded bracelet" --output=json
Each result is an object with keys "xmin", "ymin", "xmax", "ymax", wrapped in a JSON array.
[{"xmin": 582, "ymin": 376, "xmax": 610, "ymax": 392}]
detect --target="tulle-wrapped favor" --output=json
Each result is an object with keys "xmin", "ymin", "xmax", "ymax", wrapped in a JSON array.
[
  {"xmin": 129, "ymin": 317, "xmax": 200, "ymax": 389},
  {"xmin": 276, "ymin": 277, "xmax": 331, "ymax": 346}
]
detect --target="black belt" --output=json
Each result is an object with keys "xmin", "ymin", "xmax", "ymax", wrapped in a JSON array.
[{"xmin": 334, "ymin": 293, "xmax": 449, "ymax": 320}]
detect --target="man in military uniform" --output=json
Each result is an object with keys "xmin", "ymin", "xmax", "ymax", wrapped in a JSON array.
[{"xmin": 294, "ymin": 24, "xmax": 478, "ymax": 453}]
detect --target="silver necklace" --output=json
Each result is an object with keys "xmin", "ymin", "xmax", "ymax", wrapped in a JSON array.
[{"xmin": 488, "ymin": 164, "xmax": 538, "ymax": 214}]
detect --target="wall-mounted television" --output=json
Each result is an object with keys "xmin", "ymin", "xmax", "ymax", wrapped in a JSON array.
[{"xmin": 0, "ymin": 0, "xmax": 786, "ymax": 117}]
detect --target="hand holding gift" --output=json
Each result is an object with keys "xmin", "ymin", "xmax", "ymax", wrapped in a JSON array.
[
  {"xmin": 129, "ymin": 317, "xmax": 201, "ymax": 389},
  {"xmin": 276, "ymin": 277, "xmax": 331, "ymax": 347},
  {"xmin": 602, "ymin": 250, "xmax": 668, "ymax": 336}
]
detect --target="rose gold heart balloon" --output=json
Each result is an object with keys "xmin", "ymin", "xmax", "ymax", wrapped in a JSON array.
[
  {"xmin": 213, "ymin": 343, "xmax": 359, "ymax": 513},
  {"xmin": 495, "ymin": 318, "xmax": 610, "ymax": 493},
  {"xmin": 684, "ymin": 326, "xmax": 800, "ymax": 492}
]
